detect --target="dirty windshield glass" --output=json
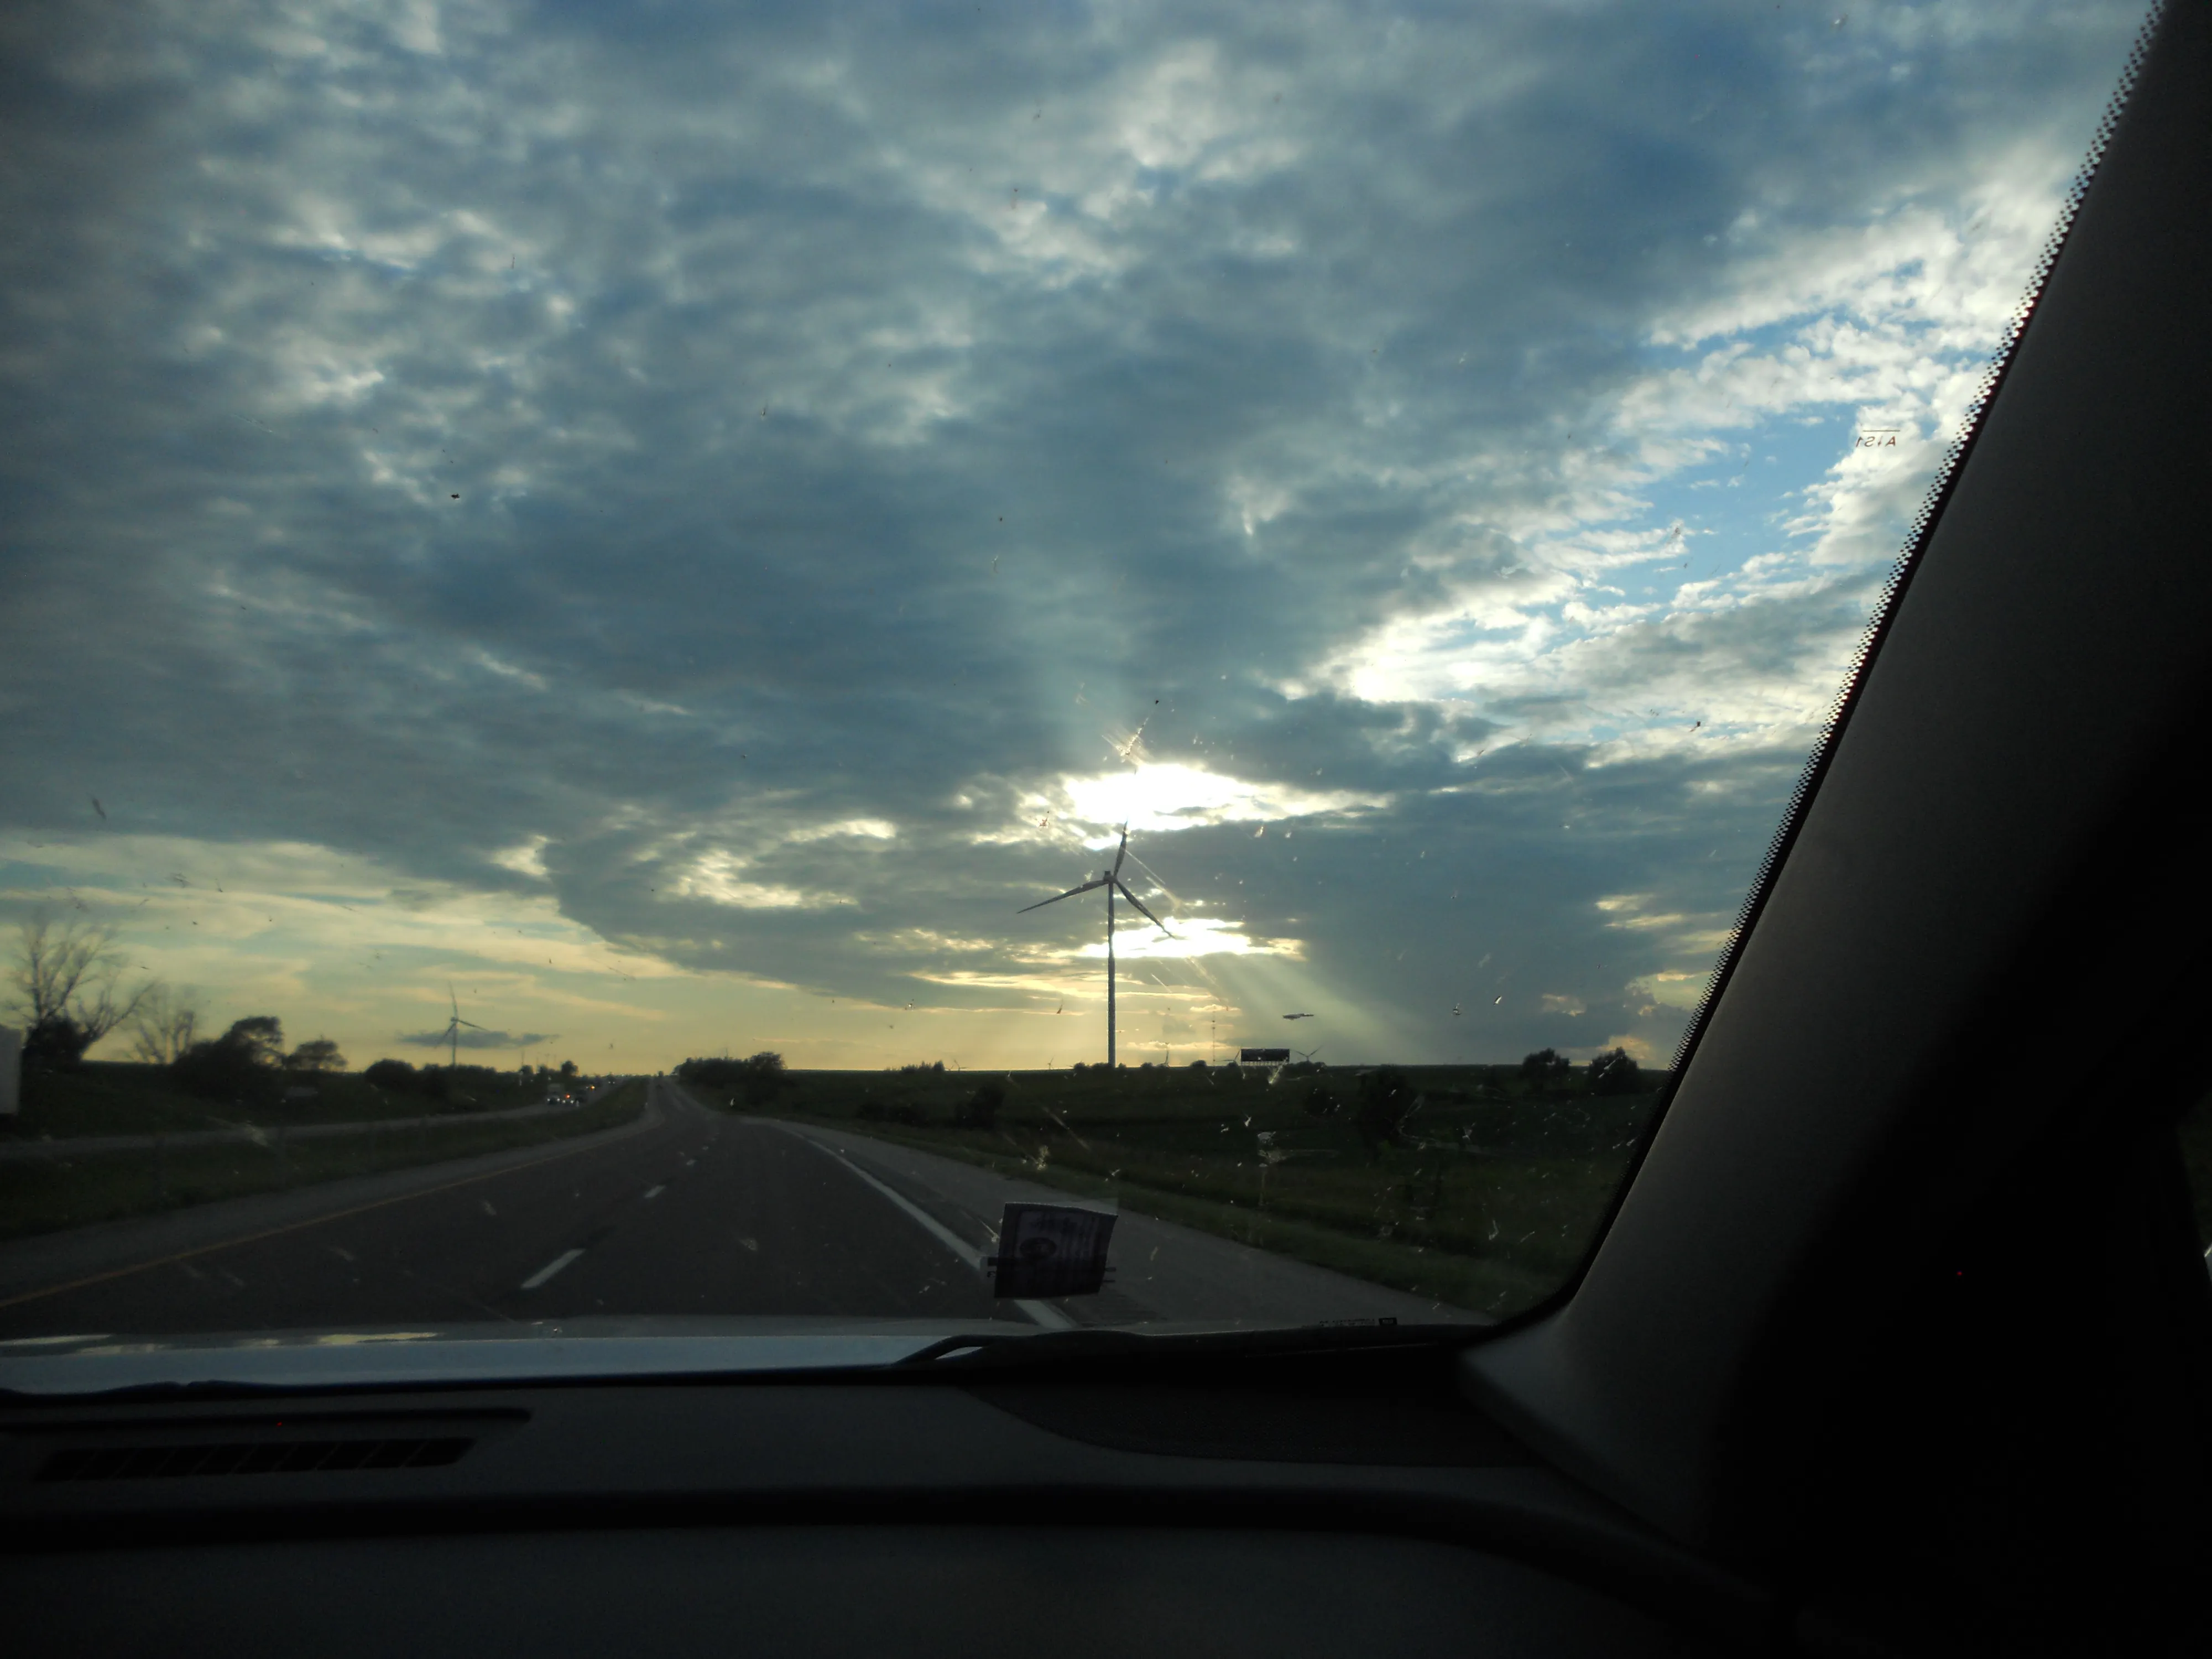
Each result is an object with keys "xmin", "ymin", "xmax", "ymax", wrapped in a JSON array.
[{"xmin": 0, "ymin": 1, "xmax": 2148, "ymax": 1350}]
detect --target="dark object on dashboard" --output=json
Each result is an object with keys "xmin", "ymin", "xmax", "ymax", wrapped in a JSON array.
[{"xmin": 988, "ymin": 1203, "xmax": 1115, "ymax": 1298}]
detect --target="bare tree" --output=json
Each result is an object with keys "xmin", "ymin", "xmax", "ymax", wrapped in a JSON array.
[
  {"xmin": 8, "ymin": 911, "xmax": 153, "ymax": 1067},
  {"xmin": 130, "ymin": 984, "xmax": 200, "ymax": 1066}
]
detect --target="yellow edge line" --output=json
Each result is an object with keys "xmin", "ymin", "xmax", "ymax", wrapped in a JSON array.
[{"xmin": 0, "ymin": 1093, "xmax": 658, "ymax": 1314}]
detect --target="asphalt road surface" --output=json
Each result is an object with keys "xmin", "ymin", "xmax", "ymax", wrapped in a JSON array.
[{"xmin": 0, "ymin": 1080, "xmax": 1471, "ymax": 1340}]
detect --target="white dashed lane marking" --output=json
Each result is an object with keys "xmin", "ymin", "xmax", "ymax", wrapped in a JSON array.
[
  {"xmin": 643, "ymin": 1186, "xmax": 665, "ymax": 1201},
  {"xmin": 520, "ymin": 1249, "xmax": 585, "ymax": 1291}
]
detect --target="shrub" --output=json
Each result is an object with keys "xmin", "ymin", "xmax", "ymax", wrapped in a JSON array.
[
  {"xmin": 22, "ymin": 1013, "xmax": 93, "ymax": 1072},
  {"xmin": 958, "ymin": 1078, "xmax": 1006, "ymax": 1130},
  {"xmin": 1301, "ymin": 1077, "xmax": 1345, "ymax": 1119},
  {"xmin": 1354, "ymin": 1067, "xmax": 1420, "ymax": 1152},
  {"xmin": 364, "ymin": 1058, "xmax": 417, "ymax": 1092}
]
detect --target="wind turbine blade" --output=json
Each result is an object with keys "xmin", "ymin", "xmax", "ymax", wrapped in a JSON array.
[
  {"xmin": 1111, "ymin": 826, "xmax": 1129, "ymax": 878},
  {"xmin": 457, "ymin": 1019, "xmax": 486, "ymax": 1030},
  {"xmin": 1114, "ymin": 878, "xmax": 1171, "ymax": 935},
  {"xmin": 1018, "ymin": 877, "xmax": 1108, "ymax": 913}
]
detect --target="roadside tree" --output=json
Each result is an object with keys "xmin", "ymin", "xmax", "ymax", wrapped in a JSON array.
[
  {"xmin": 1520, "ymin": 1048, "xmax": 1572, "ymax": 1090},
  {"xmin": 171, "ymin": 1016, "xmax": 288, "ymax": 1104},
  {"xmin": 129, "ymin": 985, "xmax": 200, "ymax": 1066},
  {"xmin": 7, "ymin": 911, "xmax": 154, "ymax": 1070},
  {"xmin": 1587, "ymin": 1047, "xmax": 1644, "ymax": 1097},
  {"xmin": 737, "ymin": 1051, "xmax": 786, "ymax": 1104},
  {"xmin": 286, "ymin": 1038, "xmax": 347, "ymax": 1073},
  {"xmin": 365, "ymin": 1058, "xmax": 418, "ymax": 1092}
]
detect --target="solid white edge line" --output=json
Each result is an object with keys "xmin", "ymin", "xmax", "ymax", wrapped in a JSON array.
[
  {"xmin": 1012, "ymin": 1298, "xmax": 1078, "ymax": 1330},
  {"xmin": 520, "ymin": 1248, "xmax": 585, "ymax": 1291},
  {"xmin": 775, "ymin": 1126, "xmax": 1080, "ymax": 1332},
  {"xmin": 779, "ymin": 1128, "xmax": 988, "ymax": 1272}
]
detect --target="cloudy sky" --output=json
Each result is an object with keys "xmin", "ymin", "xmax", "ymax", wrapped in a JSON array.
[{"xmin": 0, "ymin": 0, "xmax": 2147, "ymax": 1074}]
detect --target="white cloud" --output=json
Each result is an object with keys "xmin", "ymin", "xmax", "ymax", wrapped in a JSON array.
[
  {"xmin": 490, "ymin": 835, "xmax": 551, "ymax": 879},
  {"xmin": 1049, "ymin": 764, "xmax": 1390, "ymax": 838},
  {"xmin": 667, "ymin": 851, "xmax": 856, "ymax": 911}
]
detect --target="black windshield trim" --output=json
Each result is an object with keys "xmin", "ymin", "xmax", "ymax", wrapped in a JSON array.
[{"xmin": 1486, "ymin": 0, "xmax": 2174, "ymax": 1339}]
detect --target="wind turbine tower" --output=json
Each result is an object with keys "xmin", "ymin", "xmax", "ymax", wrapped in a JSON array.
[
  {"xmin": 1020, "ymin": 827, "xmax": 1171, "ymax": 1068},
  {"xmin": 440, "ymin": 985, "xmax": 484, "ymax": 1069}
]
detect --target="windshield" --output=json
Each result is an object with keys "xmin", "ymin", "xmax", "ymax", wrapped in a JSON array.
[{"xmin": 0, "ymin": 1, "xmax": 2148, "ymax": 1359}]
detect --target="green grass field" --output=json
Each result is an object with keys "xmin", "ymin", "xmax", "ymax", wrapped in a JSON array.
[
  {"xmin": 0, "ymin": 1079, "xmax": 648, "ymax": 1243},
  {"xmin": 702, "ymin": 1062, "xmax": 1661, "ymax": 1320}
]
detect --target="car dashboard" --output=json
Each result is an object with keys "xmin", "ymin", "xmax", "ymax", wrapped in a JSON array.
[{"xmin": 1, "ymin": 1346, "xmax": 1762, "ymax": 1658}]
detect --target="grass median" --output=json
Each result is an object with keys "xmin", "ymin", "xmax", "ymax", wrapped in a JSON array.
[
  {"xmin": 2, "ymin": 1061, "xmax": 566, "ymax": 1140},
  {"xmin": 0, "ymin": 1080, "xmax": 649, "ymax": 1243}
]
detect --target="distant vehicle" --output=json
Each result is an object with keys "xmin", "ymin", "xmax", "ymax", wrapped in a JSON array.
[{"xmin": 1281, "ymin": 1013, "xmax": 1314, "ymax": 1020}]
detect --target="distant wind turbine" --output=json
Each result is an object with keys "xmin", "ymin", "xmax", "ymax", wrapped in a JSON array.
[
  {"xmin": 440, "ymin": 984, "xmax": 484, "ymax": 1068},
  {"xmin": 1020, "ymin": 826, "xmax": 1171, "ymax": 1068}
]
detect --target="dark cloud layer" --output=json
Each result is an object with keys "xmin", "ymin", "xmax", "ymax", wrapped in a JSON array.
[
  {"xmin": 0, "ymin": 0, "xmax": 2146, "ymax": 1062},
  {"xmin": 396, "ymin": 1027, "xmax": 557, "ymax": 1052}
]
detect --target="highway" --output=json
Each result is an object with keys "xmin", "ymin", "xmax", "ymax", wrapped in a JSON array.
[{"xmin": 0, "ymin": 1080, "xmax": 1470, "ymax": 1340}]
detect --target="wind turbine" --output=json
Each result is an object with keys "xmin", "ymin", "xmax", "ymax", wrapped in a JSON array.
[
  {"xmin": 1020, "ymin": 826, "xmax": 1171, "ymax": 1068},
  {"xmin": 439, "ymin": 984, "xmax": 484, "ymax": 1068}
]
